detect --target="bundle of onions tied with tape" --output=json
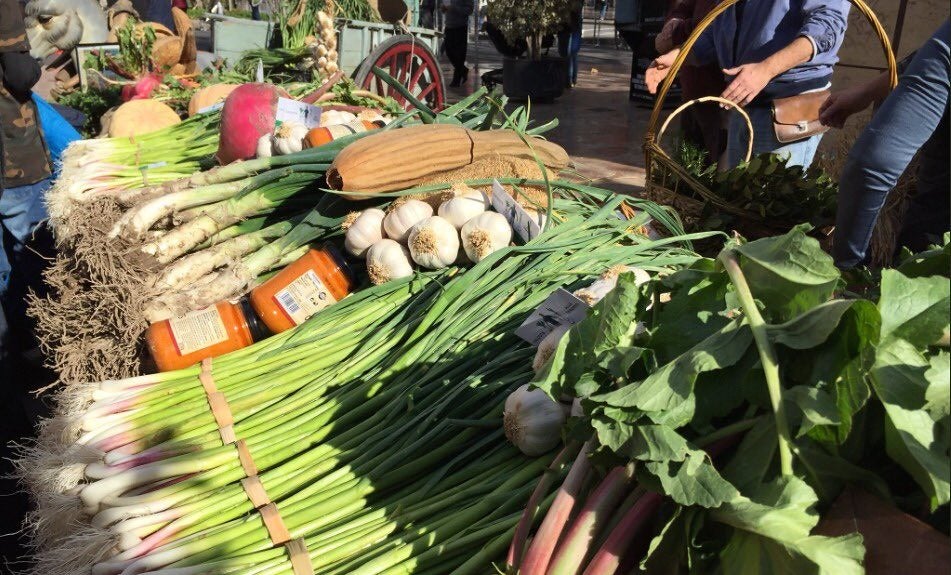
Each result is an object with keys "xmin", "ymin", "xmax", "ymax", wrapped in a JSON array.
[
  {"xmin": 14, "ymin": 194, "xmax": 704, "ymax": 575},
  {"xmin": 27, "ymin": 87, "xmax": 566, "ymax": 389}
]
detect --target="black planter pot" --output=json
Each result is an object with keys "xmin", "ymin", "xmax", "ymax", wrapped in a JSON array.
[{"xmin": 501, "ymin": 57, "xmax": 568, "ymax": 101}]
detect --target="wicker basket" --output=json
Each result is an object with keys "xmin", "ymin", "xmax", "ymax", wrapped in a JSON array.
[{"xmin": 643, "ymin": 0, "xmax": 898, "ymax": 238}]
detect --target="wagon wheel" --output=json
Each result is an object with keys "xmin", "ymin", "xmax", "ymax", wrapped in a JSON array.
[{"xmin": 353, "ymin": 35, "xmax": 446, "ymax": 111}]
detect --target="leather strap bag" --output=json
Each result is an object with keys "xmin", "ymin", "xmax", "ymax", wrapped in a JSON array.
[{"xmin": 772, "ymin": 90, "xmax": 831, "ymax": 143}]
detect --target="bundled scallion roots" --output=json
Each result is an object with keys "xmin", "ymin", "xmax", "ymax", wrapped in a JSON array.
[{"xmin": 17, "ymin": 195, "xmax": 704, "ymax": 575}]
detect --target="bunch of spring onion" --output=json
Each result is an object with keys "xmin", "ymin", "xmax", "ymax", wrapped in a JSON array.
[
  {"xmin": 18, "ymin": 195, "xmax": 707, "ymax": 575},
  {"xmin": 31, "ymin": 87, "xmax": 532, "ymax": 384},
  {"xmin": 49, "ymin": 113, "xmax": 222, "ymax": 237}
]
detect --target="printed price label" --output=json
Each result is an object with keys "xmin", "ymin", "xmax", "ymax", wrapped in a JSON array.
[
  {"xmin": 491, "ymin": 180, "xmax": 542, "ymax": 243},
  {"xmin": 169, "ymin": 307, "xmax": 229, "ymax": 356},
  {"xmin": 275, "ymin": 98, "xmax": 322, "ymax": 129},
  {"xmin": 515, "ymin": 288, "xmax": 590, "ymax": 346},
  {"xmin": 196, "ymin": 101, "xmax": 225, "ymax": 115},
  {"xmin": 273, "ymin": 270, "xmax": 337, "ymax": 326}
]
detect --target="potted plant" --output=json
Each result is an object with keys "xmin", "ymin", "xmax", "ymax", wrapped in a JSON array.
[{"xmin": 484, "ymin": 0, "xmax": 572, "ymax": 100}]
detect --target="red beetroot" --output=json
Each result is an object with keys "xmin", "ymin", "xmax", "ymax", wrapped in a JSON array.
[
  {"xmin": 121, "ymin": 73, "xmax": 163, "ymax": 102},
  {"xmin": 215, "ymin": 83, "xmax": 289, "ymax": 165}
]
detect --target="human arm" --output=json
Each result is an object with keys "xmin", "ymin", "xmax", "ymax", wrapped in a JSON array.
[
  {"xmin": 720, "ymin": 36, "xmax": 814, "ymax": 106},
  {"xmin": 820, "ymin": 51, "xmax": 917, "ymax": 128},
  {"xmin": 0, "ymin": 0, "xmax": 41, "ymax": 100}
]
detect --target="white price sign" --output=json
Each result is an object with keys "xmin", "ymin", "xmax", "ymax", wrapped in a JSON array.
[
  {"xmin": 515, "ymin": 288, "xmax": 590, "ymax": 346},
  {"xmin": 275, "ymin": 97, "xmax": 323, "ymax": 129},
  {"xmin": 491, "ymin": 180, "xmax": 542, "ymax": 242}
]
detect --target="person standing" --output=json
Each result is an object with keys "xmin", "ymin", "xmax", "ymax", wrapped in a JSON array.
[
  {"xmin": 820, "ymin": 20, "xmax": 949, "ymax": 269},
  {"xmin": 442, "ymin": 0, "xmax": 474, "ymax": 87},
  {"xmin": 0, "ymin": 0, "xmax": 53, "ymax": 349},
  {"xmin": 419, "ymin": 0, "xmax": 436, "ymax": 28},
  {"xmin": 557, "ymin": 0, "xmax": 584, "ymax": 87},
  {"xmin": 655, "ymin": 0, "xmax": 725, "ymax": 164},
  {"xmin": 646, "ymin": 0, "xmax": 850, "ymax": 169}
]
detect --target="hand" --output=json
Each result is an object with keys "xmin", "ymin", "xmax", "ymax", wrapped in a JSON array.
[
  {"xmin": 819, "ymin": 85, "xmax": 874, "ymax": 128},
  {"xmin": 645, "ymin": 49, "xmax": 679, "ymax": 95},
  {"xmin": 721, "ymin": 62, "xmax": 773, "ymax": 106}
]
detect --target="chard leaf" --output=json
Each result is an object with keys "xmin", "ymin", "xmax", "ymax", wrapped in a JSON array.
[
  {"xmin": 593, "ymin": 319, "xmax": 752, "ymax": 427},
  {"xmin": 731, "ymin": 225, "xmax": 839, "ymax": 321},
  {"xmin": 896, "ymin": 239, "xmax": 950, "ymax": 279},
  {"xmin": 644, "ymin": 449, "xmax": 740, "ymax": 508},
  {"xmin": 651, "ymin": 263, "xmax": 733, "ymax": 363},
  {"xmin": 765, "ymin": 300, "xmax": 855, "ymax": 349},
  {"xmin": 780, "ymin": 300, "xmax": 879, "ymax": 445},
  {"xmin": 714, "ymin": 477, "xmax": 865, "ymax": 575},
  {"xmin": 785, "ymin": 386, "xmax": 840, "ymax": 438},
  {"xmin": 869, "ymin": 338, "xmax": 951, "ymax": 509},
  {"xmin": 878, "ymin": 270, "xmax": 950, "ymax": 347}
]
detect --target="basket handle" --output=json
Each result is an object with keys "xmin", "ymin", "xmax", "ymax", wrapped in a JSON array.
[
  {"xmin": 656, "ymin": 96, "xmax": 754, "ymax": 163},
  {"xmin": 644, "ymin": 0, "xmax": 899, "ymax": 156}
]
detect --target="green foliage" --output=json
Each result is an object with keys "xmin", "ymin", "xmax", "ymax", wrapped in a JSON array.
[
  {"xmin": 55, "ymin": 87, "xmax": 122, "ymax": 137},
  {"xmin": 484, "ymin": 0, "xmax": 575, "ymax": 57},
  {"xmin": 679, "ymin": 140, "xmax": 839, "ymax": 224},
  {"xmin": 115, "ymin": 17, "xmax": 156, "ymax": 76},
  {"xmin": 535, "ymin": 227, "xmax": 951, "ymax": 572}
]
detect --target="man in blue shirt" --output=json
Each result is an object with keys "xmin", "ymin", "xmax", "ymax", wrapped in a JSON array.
[{"xmin": 646, "ymin": 0, "xmax": 850, "ymax": 169}]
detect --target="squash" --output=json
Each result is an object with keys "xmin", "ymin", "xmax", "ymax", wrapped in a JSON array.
[
  {"xmin": 109, "ymin": 99, "xmax": 181, "ymax": 138},
  {"xmin": 187, "ymin": 84, "xmax": 240, "ymax": 117},
  {"xmin": 152, "ymin": 36, "xmax": 184, "ymax": 70}
]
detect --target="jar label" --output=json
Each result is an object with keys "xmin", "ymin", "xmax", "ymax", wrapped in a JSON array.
[
  {"xmin": 168, "ymin": 307, "xmax": 229, "ymax": 356},
  {"xmin": 273, "ymin": 270, "xmax": 337, "ymax": 326}
]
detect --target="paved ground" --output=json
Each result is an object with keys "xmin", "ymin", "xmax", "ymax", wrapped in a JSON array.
[{"xmin": 442, "ymin": 35, "xmax": 654, "ymax": 194}]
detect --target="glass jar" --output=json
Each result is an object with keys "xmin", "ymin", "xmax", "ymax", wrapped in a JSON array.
[
  {"xmin": 249, "ymin": 243, "xmax": 356, "ymax": 334},
  {"xmin": 145, "ymin": 298, "xmax": 268, "ymax": 372}
]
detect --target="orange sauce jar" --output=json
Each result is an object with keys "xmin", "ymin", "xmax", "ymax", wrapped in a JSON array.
[
  {"xmin": 305, "ymin": 119, "xmax": 385, "ymax": 148},
  {"xmin": 145, "ymin": 298, "xmax": 269, "ymax": 372},
  {"xmin": 249, "ymin": 244, "xmax": 356, "ymax": 334}
]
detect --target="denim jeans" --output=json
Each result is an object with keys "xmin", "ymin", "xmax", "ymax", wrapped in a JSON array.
[
  {"xmin": 726, "ymin": 104, "xmax": 823, "ymax": 169},
  {"xmin": 557, "ymin": 30, "xmax": 582, "ymax": 85},
  {"xmin": 833, "ymin": 20, "xmax": 950, "ymax": 269},
  {"xmin": 1, "ymin": 179, "xmax": 49, "ymax": 296}
]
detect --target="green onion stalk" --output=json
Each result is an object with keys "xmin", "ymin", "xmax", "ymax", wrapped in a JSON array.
[{"xmin": 26, "ymin": 197, "xmax": 705, "ymax": 574}]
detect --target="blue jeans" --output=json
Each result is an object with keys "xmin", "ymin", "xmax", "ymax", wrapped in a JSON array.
[
  {"xmin": 0, "ymin": 178, "xmax": 50, "ymax": 357},
  {"xmin": 833, "ymin": 20, "xmax": 950, "ymax": 269},
  {"xmin": 558, "ymin": 30, "xmax": 582, "ymax": 85},
  {"xmin": 726, "ymin": 104, "xmax": 822, "ymax": 169}
]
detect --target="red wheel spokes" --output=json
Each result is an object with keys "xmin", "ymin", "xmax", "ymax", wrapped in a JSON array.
[{"xmin": 360, "ymin": 39, "xmax": 444, "ymax": 110}]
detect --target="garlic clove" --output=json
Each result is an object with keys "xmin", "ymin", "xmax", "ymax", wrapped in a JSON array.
[
  {"xmin": 461, "ymin": 211, "xmax": 512, "ymax": 263},
  {"xmin": 532, "ymin": 324, "xmax": 569, "ymax": 374},
  {"xmin": 366, "ymin": 239, "xmax": 414, "ymax": 285},
  {"xmin": 408, "ymin": 216, "xmax": 459, "ymax": 269},
  {"xmin": 437, "ymin": 186, "xmax": 489, "ymax": 230},
  {"xmin": 344, "ymin": 208, "xmax": 386, "ymax": 258},
  {"xmin": 383, "ymin": 200, "xmax": 433, "ymax": 243},
  {"xmin": 503, "ymin": 384, "xmax": 566, "ymax": 456}
]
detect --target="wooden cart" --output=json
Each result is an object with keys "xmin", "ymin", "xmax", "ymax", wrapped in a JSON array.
[{"xmin": 208, "ymin": 14, "xmax": 446, "ymax": 110}]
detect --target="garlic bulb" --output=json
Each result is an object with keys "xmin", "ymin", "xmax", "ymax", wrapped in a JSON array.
[
  {"xmin": 574, "ymin": 265, "xmax": 651, "ymax": 306},
  {"xmin": 383, "ymin": 200, "xmax": 433, "ymax": 243},
  {"xmin": 461, "ymin": 212, "xmax": 512, "ymax": 263},
  {"xmin": 408, "ymin": 216, "xmax": 459, "ymax": 269},
  {"xmin": 272, "ymin": 122, "xmax": 308, "ymax": 155},
  {"xmin": 437, "ymin": 186, "xmax": 489, "ymax": 229},
  {"xmin": 532, "ymin": 324, "xmax": 569, "ymax": 374},
  {"xmin": 504, "ymin": 384, "xmax": 566, "ymax": 456},
  {"xmin": 320, "ymin": 110, "xmax": 357, "ymax": 127},
  {"xmin": 256, "ymin": 133, "xmax": 273, "ymax": 158},
  {"xmin": 366, "ymin": 239, "xmax": 414, "ymax": 285},
  {"xmin": 344, "ymin": 208, "xmax": 386, "ymax": 258}
]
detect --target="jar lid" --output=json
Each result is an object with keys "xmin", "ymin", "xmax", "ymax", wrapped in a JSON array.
[
  {"xmin": 322, "ymin": 242, "xmax": 357, "ymax": 288},
  {"xmin": 238, "ymin": 296, "xmax": 271, "ymax": 343}
]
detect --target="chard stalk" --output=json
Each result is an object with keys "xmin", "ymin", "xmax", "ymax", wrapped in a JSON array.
[
  {"xmin": 580, "ymin": 492, "xmax": 664, "ymax": 575},
  {"xmin": 719, "ymin": 250, "xmax": 794, "ymax": 476},
  {"xmin": 520, "ymin": 441, "xmax": 593, "ymax": 575},
  {"xmin": 547, "ymin": 463, "xmax": 636, "ymax": 575}
]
